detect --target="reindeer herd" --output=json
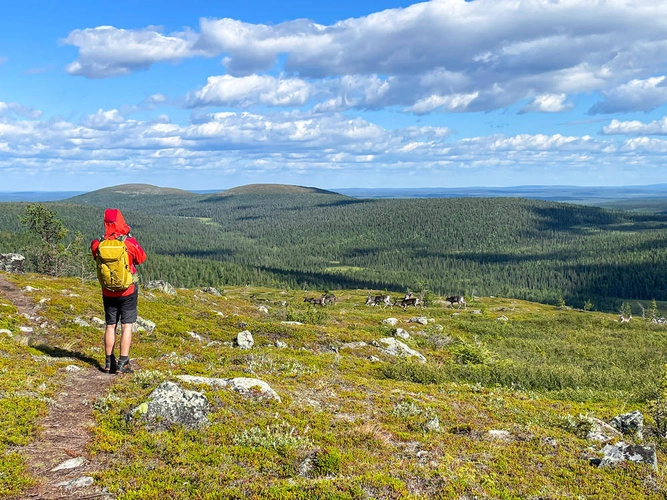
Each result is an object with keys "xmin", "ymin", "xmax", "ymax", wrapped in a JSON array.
[{"xmin": 302, "ymin": 291, "xmax": 466, "ymax": 310}]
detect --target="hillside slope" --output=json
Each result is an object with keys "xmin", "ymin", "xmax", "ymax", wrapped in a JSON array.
[{"xmin": 1, "ymin": 272, "xmax": 666, "ymax": 498}]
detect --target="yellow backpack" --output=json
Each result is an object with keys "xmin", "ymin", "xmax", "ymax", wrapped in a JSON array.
[{"xmin": 96, "ymin": 238, "xmax": 133, "ymax": 292}]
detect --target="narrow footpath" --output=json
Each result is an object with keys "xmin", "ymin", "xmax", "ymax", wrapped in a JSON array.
[{"xmin": 0, "ymin": 274, "xmax": 115, "ymax": 499}]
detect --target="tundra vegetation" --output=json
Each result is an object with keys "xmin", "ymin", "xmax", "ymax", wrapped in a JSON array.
[{"xmin": 1, "ymin": 272, "xmax": 667, "ymax": 498}]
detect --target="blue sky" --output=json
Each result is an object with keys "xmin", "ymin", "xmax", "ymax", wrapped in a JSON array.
[{"xmin": 2, "ymin": 0, "xmax": 667, "ymax": 191}]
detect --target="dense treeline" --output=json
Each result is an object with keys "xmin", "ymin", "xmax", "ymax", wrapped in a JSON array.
[{"xmin": 2, "ymin": 186, "xmax": 667, "ymax": 311}]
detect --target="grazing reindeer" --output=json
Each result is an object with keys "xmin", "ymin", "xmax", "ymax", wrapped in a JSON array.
[
  {"xmin": 322, "ymin": 293, "xmax": 336, "ymax": 305},
  {"xmin": 399, "ymin": 296, "xmax": 421, "ymax": 310},
  {"xmin": 446, "ymin": 295, "xmax": 467, "ymax": 309},
  {"xmin": 366, "ymin": 293, "xmax": 392, "ymax": 309}
]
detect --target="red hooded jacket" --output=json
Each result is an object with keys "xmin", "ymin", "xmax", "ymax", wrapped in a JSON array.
[{"xmin": 91, "ymin": 209, "xmax": 147, "ymax": 297}]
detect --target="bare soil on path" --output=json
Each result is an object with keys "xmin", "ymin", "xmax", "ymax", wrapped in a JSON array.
[{"xmin": 0, "ymin": 274, "xmax": 116, "ymax": 499}]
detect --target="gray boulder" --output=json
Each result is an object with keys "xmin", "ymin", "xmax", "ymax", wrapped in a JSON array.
[
  {"xmin": 136, "ymin": 316, "xmax": 156, "ymax": 333},
  {"xmin": 599, "ymin": 442, "xmax": 657, "ymax": 470},
  {"xmin": 201, "ymin": 287, "xmax": 222, "ymax": 296},
  {"xmin": 382, "ymin": 318, "xmax": 399, "ymax": 326},
  {"xmin": 237, "ymin": 330, "xmax": 254, "ymax": 349},
  {"xmin": 611, "ymin": 410, "xmax": 644, "ymax": 439},
  {"xmin": 378, "ymin": 337, "xmax": 426, "ymax": 363},
  {"xmin": 0, "ymin": 253, "xmax": 25, "ymax": 274},
  {"xmin": 130, "ymin": 381, "xmax": 209, "ymax": 430},
  {"xmin": 176, "ymin": 375, "xmax": 281, "ymax": 402},
  {"xmin": 144, "ymin": 280, "xmax": 177, "ymax": 295},
  {"xmin": 586, "ymin": 417, "xmax": 622, "ymax": 443},
  {"xmin": 394, "ymin": 328, "xmax": 410, "ymax": 339}
]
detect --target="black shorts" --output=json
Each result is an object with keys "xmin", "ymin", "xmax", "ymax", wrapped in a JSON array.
[{"xmin": 103, "ymin": 286, "xmax": 139, "ymax": 325}]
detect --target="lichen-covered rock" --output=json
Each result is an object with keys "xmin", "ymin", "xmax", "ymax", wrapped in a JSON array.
[
  {"xmin": 394, "ymin": 328, "xmax": 410, "ymax": 339},
  {"xmin": 382, "ymin": 318, "xmax": 399, "ymax": 326},
  {"xmin": 130, "ymin": 381, "xmax": 209, "ymax": 430},
  {"xmin": 0, "ymin": 253, "xmax": 25, "ymax": 274},
  {"xmin": 176, "ymin": 374, "xmax": 281, "ymax": 402},
  {"xmin": 144, "ymin": 280, "xmax": 177, "ymax": 295},
  {"xmin": 611, "ymin": 410, "xmax": 644, "ymax": 439},
  {"xmin": 410, "ymin": 316, "xmax": 428, "ymax": 325},
  {"xmin": 237, "ymin": 330, "xmax": 254, "ymax": 349},
  {"xmin": 599, "ymin": 441, "xmax": 657, "ymax": 470},
  {"xmin": 201, "ymin": 287, "xmax": 222, "ymax": 296},
  {"xmin": 378, "ymin": 337, "xmax": 426, "ymax": 363},
  {"xmin": 136, "ymin": 316, "xmax": 156, "ymax": 333},
  {"xmin": 586, "ymin": 417, "xmax": 622, "ymax": 443}
]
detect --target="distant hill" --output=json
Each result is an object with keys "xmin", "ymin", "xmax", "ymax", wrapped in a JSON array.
[
  {"xmin": 215, "ymin": 184, "xmax": 344, "ymax": 197},
  {"xmin": 64, "ymin": 183, "xmax": 200, "ymax": 211}
]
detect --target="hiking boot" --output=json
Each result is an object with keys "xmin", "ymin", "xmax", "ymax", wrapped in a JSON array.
[
  {"xmin": 103, "ymin": 354, "xmax": 116, "ymax": 374},
  {"xmin": 116, "ymin": 359, "xmax": 133, "ymax": 374}
]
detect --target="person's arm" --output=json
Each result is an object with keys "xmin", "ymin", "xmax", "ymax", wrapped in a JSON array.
[
  {"xmin": 125, "ymin": 237, "xmax": 147, "ymax": 266},
  {"xmin": 91, "ymin": 239, "xmax": 100, "ymax": 259}
]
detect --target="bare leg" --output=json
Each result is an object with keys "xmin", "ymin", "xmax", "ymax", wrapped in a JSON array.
[
  {"xmin": 119, "ymin": 323, "xmax": 133, "ymax": 358},
  {"xmin": 104, "ymin": 324, "xmax": 117, "ymax": 356}
]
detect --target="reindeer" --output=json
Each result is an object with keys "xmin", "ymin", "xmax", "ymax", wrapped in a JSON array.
[
  {"xmin": 398, "ymin": 296, "xmax": 422, "ymax": 310},
  {"xmin": 366, "ymin": 293, "xmax": 392, "ymax": 309},
  {"xmin": 446, "ymin": 295, "xmax": 467, "ymax": 309},
  {"xmin": 322, "ymin": 293, "xmax": 336, "ymax": 305}
]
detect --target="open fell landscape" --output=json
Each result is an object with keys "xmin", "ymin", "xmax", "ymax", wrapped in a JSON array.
[
  {"xmin": 2, "ymin": 184, "xmax": 667, "ymax": 498},
  {"xmin": 1, "ymin": 270, "xmax": 667, "ymax": 499}
]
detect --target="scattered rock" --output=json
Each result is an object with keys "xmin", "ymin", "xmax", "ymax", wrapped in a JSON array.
[
  {"xmin": 471, "ymin": 310, "xmax": 482, "ymax": 315},
  {"xmin": 188, "ymin": 331, "xmax": 203, "ymax": 342},
  {"xmin": 19, "ymin": 326, "xmax": 33, "ymax": 333},
  {"xmin": 23, "ymin": 286, "xmax": 39, "ymax": 292},
  {"xmin": 72, "ymin": 317, "xmax": 90, "ymax": 327},
  {"xmin": 56, "ymin": 476, "xmax": 94, "ymax": 490},
  {"xmin": 91, "ymin": 317, "xmax": 106, "ymax": 327},
  {"xmin": 586, "ymin": 417, "xmax": 622, "ymax": 443},
  {"xmin": 382, "ymin": 318, "xmax": 399, "ymax": 326},
  {"xmin": 487, "ymin": 430, "xmax": 512, "ymax": 442},
  {"xmin": 394, "ymin": 328, "xmax": 410, "ymax": 339},
  {"xmin": 258, "ymin": 305, "xmax": 269, "ymax": 314},
  {"xmin": 0, "ymin": 329, "xmax": 12, "ymax": 337},
  {"xmin": 64, "ymin": 365, "xmax": 82, "ymax": 373},
  {"xmin": 275, "ymin": 340, "xmax": 288, "ymax": 348},
  {"xmin": 51, "ymin": 457, "xmax": 85, "ymax": 472},
  {"xmin": 497, "ymin": 316, "xmax": 509, "ymax": 321},
  {"xmin": 144, "ymin": 280, "xmax": 177, "ymax": 295},
  {"xmin": 281, "ymin": 321, "xmax": 303, "ymax": 326},
  {"xmin": 201, "ymin": 287, "xmax": 222, "ymax": 296},
  {"xmin": 425, "ymin": 416, "xmax": 440, "ymax": 432},
  {"xmin": 599, "ymin": 442, "xmax": 657, "ymax": 470},
  {"xmin": 38, "ymin": 298, "xmax": 50, "ymax": 305},
  {"xmin": 410, "ymin": 317, "xmax": 428, "ymax": 325},
  {"xmin": 378, "ymin": 337, "xmax": 426, "ymax": 363},
  {"xmin": 0, "ymin": 253, "xmax": 25, "ymax": 273},
  {"xmin": 611, "ymin": 410, "xmax": 644, "ymax": 439},
  {"xmin": 236, "ymin": 330, "xmax": 254, "ymax": 349},
  {"xmin": 136, "ymin": 316, "xmax": 156, "ymax": 334},
  {"xmin": 368, "ymin": 356, "xmax": 381, "ymax": 362},
  {"xmin": 176, "ymin": 375, "xmax": 281, "ymax": 402},
  {"xmin": 129, "ymin": 381, "xmax": 209, "ymax": 430}
]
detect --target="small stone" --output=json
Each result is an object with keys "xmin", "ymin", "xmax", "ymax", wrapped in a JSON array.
[
  {"xmin": 368, "ymin": 356, "xmax": 381, "ymax": 362},
  {"xmin": 425, "ymin": 416, "xmax": 440, "ymax": 432},
  {"xmin": 487, "ymin": 430, "xmax": 512, "ymax": 441},
  {"xmin": 72, "ymin": 318, "xmax": 90, "ymax": 327},
  {"xmin": 56, "ymin": 476, "xmax": 94, "ymax": 490},
  {"xmin": 188, "ymin": 331, "xmax": 202, "ymax": 341},
  {"xmin": 258, "ymin": 306, "xmax": 269, "ymax": 314},
  {"xmin": 23, "ymin": 286, "xmax": 38, "ymax": 292},
  {"xmin": 237, "ymin": 330, "xmax": 254, "ymax": 349},
  {"xmin": 65, "ymin": 365, "xmax": 82, "ymax": 373},
  {"xmin": 280, "ymin": 321, "xmax": 303, "ymax": 325},
  {"xmin": 410, "ymin": 317, "xmax": 428, "ymax": 325},
  {"xmin": 19, "ymin": 326, "xmax": 33, "ymax": 333},
  {"xmin": 275, "ymin": 340, "xmax": 288, "ymax": 348},
  {"xmin": 394, "ymin": 328, "xmax": 410, "ymax": 339},
  {"xmin": 382, "ymin": 318, "xmax": 399, "ymax": 326},
  {"xmin": 51, "ymin": 457, "xmax": 85, "ymax": 471},
  {"xmin": 0, "ymin": 329, "xmax": 12, "ymax": 337},
  {"xmin": 91, "ymin": 317, "xmax": 106, "ymax": 327}
]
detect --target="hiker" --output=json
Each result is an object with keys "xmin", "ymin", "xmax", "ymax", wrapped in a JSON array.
[{"xmin": 91, "ymin": 209, "xmax": 146, "ymax": 374}]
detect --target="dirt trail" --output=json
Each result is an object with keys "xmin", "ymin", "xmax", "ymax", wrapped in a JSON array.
[{"xmin": 0, "ymin": 274, "xmax": 115, "ymax": 499}]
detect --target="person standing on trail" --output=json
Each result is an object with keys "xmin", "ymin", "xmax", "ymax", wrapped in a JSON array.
[{"xmin": 91, "ymin": 209, "xmax": 146, "ymax": 374}]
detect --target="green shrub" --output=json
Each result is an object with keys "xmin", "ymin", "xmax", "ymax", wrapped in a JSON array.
[{"xmin": 313, "ymin": 448, "xmax": 342, "ymax": 477}]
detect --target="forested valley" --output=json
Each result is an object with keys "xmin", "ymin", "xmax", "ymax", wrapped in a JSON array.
[{"xmin": 1, "ymin": 183, "xmax": 667, "ymax": 312}]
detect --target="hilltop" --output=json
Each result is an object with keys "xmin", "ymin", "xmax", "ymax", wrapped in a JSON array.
[{"xmin": 0, "ymin": 271, "xmax": 665, "ymax": 498}]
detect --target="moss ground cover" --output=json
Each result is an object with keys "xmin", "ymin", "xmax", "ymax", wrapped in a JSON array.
[{"xmin": 2, "ymin": 273, "xmax": 667, "ymax": 498}]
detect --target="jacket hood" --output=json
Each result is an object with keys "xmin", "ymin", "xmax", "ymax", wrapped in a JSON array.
[{"xmin": 103, "ymin": 208, "xmax": 131, "ymax": 239}]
